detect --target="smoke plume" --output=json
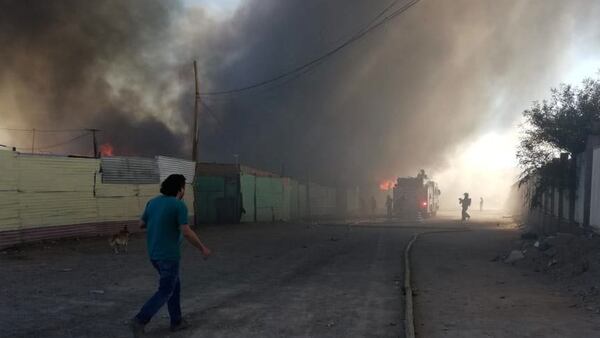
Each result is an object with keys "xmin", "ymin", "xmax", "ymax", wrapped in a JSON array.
[
  {"xmin": 2, "ymin": 0, "xmax": 600, "ymax": 193},
  {"xmin": 0, "ymin": 0, "xmax": 188, "ymax": 157}
]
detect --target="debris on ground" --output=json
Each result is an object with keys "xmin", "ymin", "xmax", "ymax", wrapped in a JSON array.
[
  {"xmin": 89, "ymin": 289, "xmax": 105, "ymax": 295},
  {"xmin": 521, "ymin": 232, "xmax": 538, "ymax": 240},
  {"xmin": 505, "ymin": 230, "xmax": 600, "ymax": 312},
  {"xmin": 504, "ymin": 250, "xmax": 525, "ymax": 263}
]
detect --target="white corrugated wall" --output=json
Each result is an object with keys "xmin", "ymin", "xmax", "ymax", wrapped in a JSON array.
[
  {"xmin": 0, "ymin": 150, "xmax": 195, "ymax": 237},
  {"xmin": 157, "ymin": 156, "xmax": 195, "ymax": 183},
  {"xmin": 589, "ymin": 148, "xmax": 600, "ymax": 231},
  {"xmin": 574, "ymin": 156, "xmax": 586, "ymax": 225},
  {"xmin": 309, "ymin": 182, "xmax": 336, "ymax": 216},
  {"xmin": 0, "ymin": 150, "xmax": 19, "ymax": 231}
]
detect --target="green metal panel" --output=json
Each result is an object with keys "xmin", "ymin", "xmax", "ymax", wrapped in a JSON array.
[
  {"xmin": 240, "ymin": 174, "xmax": 255, "ymax": 223},
  {"xmin": 256, "ymin": 176, "xmax": 283, "ymax": 222},
  {"xmin": 194, "ymin": 176, "xmax": 224, "ymax": 224},
  {"xmin": 298, "ymin": 183, "xmax": 308, "ymax": 218},
  {"xmin": 194, "ymin": 175, "xmax": 245, "ymax": 224},
  {"xmin": 289, "ymin": 180, "xmax": 299, "ymax": 220},
  {"xmin": 281, "ymin": 178, "xmax": 291, "ymax": 221}
]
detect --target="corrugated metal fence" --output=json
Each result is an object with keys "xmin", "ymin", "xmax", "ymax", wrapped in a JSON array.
[
  {"xmin": 513, "ymin": 145, "xmax": 600, "ymax": 235},
  {"xmin": 195, "ymin": 163, "xmax": 356, "ymax": 224},
  {"xmin": 0, "ymin": 150, "xmax": 195, "ymax": 248}
]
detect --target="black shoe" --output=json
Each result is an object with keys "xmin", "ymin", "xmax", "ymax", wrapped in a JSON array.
[
  {"xmin": 129, "ymin": 318, "xmax": 145, "ymax": 337},
  {"xmin": 170, "ymin": 319, "xmax": 190, "ymax": 332}
]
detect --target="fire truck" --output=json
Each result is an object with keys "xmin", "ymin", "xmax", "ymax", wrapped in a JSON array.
[{"xmin": 392, "ymin": 172, "xmax": 440, "ymax": 218}]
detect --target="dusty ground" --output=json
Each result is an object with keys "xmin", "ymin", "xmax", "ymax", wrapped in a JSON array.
[
  {"xmin": 4, "ymin": 212, "xmax": 597, "ymax": 338},
  {"xmin": 412, "ymin": 210, "xmax": 600, "ymax": 337},
  {"xmin": 1, "ymin": 221, "xmax": 414, "ymax": 338},
  {"xmin": 513, "ymin": 231, "xmax": 600, "ymax": 313}
]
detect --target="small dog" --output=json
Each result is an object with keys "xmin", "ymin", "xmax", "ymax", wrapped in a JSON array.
[{"xmin": 109, "ymin": 226, "xmax": 130, "ymax": 254}]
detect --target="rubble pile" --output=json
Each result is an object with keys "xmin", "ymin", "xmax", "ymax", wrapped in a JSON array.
[{"xmin": 504, "ymin": 232, "xmax": 600, "ymax": 312}]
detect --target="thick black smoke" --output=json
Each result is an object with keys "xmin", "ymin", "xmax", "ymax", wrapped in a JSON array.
[
  {"xmin": 3, "ymin": 0, "xmax": 600, "ymax": 190},
  {"xmin": 191, "ymin": 0, "xmax": 600, "ymax": 186},
  {"xmin": 0, "ymin": 0, "xmax": 187, "ymax": 157}
]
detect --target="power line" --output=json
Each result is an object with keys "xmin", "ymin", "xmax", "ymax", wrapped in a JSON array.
[
  {"xmin": 199, "ymin": 0, "xmax": 420, "ymax": 97},
  {"xmin": 36, "ymin": 132, "xmax": 91, "ymax": 151},
  {"xmin": 0, "ymin": 127, "xmax": 90, "ymax": 133},
  {"xmin": 198, "ymin": 100, "xmax": 238, "ymax": 154}
]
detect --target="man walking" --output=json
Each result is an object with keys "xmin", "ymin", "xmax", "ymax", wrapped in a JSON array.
[{"xmin": 130, "ymin": 174, "xmax": 211, "ymax": 337}]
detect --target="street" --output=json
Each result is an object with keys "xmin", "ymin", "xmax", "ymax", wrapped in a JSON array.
[
  {"xmin": 2, "ymin": 221, "xmax": 414, "ymax": 338},
  {"xmin": 3, "ymin": 213, "xmax": 599, "ymax": 338}
]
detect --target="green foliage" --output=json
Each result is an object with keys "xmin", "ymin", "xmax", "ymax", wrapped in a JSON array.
[{"xmin": 517, "ymin": 75, "xmax": 600, "ymax": 208}]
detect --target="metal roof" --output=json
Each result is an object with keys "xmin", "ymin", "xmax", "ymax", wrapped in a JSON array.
[
  {"xmin": 100, "ymin": 156, "xmax": 159, "ymax": 184},
  {"xmin": 157, "ymin": 156, "xmax": 195, "ymax": 183}
]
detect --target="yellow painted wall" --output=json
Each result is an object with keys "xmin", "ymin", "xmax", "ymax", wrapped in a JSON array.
[{"xmin": 0, "ymin": 150, "xmax": 194, "ymax": 232}]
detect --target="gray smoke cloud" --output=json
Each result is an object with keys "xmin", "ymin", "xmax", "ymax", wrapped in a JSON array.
[
  {"xmin": 191, "ymin": 0, "xmax": 600, "ymax": 186},
  {"xmin": 0, "ymin": 0, "xmax": 188, "ymax": 157},
  {"xmin": 2, "ymin": 0, "xmax": 600, "ymax": 188}
]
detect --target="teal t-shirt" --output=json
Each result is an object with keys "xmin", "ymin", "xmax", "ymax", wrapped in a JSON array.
[{"xmin": 141, "ymin": 195, "xmax": 189, "ymax": 261}]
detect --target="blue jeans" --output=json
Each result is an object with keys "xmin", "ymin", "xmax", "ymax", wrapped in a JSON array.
[{"xmin": 135, "ymin": 260, "xmax": 182, "ymax": 327}]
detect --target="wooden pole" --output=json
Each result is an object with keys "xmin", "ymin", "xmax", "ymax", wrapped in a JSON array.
[
  {"xmin": 192, "ymin": 60, "xmax": 200, "ymax": 162},
  {"xmin": 192, "ymin": 61, "xmax": 200, "ymax": 227},
  {"xmin": 87, "ymin": 129, "xmax": 99, "ymax": 158},
  {"xmin": 31, "ymin": 128, "xmax": 35, "ymax": 153}
]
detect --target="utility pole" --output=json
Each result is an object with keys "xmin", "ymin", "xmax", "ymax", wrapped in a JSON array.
[
  {"xmin": 87, "ymin": 129, "xmax": 100, "ymax": 158},
  {"xmin": 31, "ymin": 128, "xmax": 35, "ymax": 154},
  {"xmin": 192, "ymin": 61, "xmax": 201, "ymax": 228},
  {"xmin": 192, "ymin": 60, "xmax": 200, "ymax": 162}
]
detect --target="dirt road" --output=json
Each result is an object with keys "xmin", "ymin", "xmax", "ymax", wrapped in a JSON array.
[
  {"xmin": 5, "ymin": 212, "xmax": 595, "ymax": 338},
  {"xmin": 1, "ymin": 221, "xmax": 414, "ymax": 338},
  {"xmin": 412, "ymin": 211, "xmax": 600, "ymax": 337}
]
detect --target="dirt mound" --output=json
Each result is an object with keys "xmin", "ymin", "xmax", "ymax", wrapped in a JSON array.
[{"xmin": 507, "ymin": 232, "xmax": 600, "ymax": 313}]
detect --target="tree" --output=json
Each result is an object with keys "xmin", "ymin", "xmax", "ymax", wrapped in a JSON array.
[{"xmin": 517, "ymin": 75, "xmax": 600, "ymax": 211}]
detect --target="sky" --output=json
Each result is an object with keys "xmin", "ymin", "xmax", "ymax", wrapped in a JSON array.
[{"xmin": 2, "ymin": 0, "xmax": 600, "ymax": 210}]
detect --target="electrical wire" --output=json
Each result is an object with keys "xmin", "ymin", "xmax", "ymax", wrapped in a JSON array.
[
  {"xmin": 199, "ymin": 0, "xmax": 420, "ymax": 97},
  {"xmin": 35, "ymin": 132, "xmax": 91, "ymax": 151},
  {"xmin": 198, "ymin": 100, "xmax": 239, "ymax": 154},
  {"xmin": 0, "ymin": 127, "xmax": 90, "ymax": 133}
]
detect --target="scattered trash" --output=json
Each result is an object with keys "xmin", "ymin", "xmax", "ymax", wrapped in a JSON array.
[
  {"xmin": 544, "ymin": 233, "xmax": 576, "ymax": 247},
  {"xmin": 521, "ymin": 232, "xmax": 537, "ymax": 240},
  {"xmin": 90, "ymin": 289, "xmax": 105, "ymax": 295},
  {"xmin": 536, "ymin": 240, "xmax": 551, "ymax": 251},
  {"xmin": 326, "ymin": 321, "xmax": 335, "ymax": 327},
  {"xmin": 329, "ymin": 237, "xmax": 339, "ymax": 242},
  {"xmin": 504, "ymin": 250, "xmax": 525, "ymax": 263},
  {"xmin": 543, "ymin": 247, "xmax": 558, "ymax": 257},
  {"xmin": 547, "ymin": 258, "xmax": 558, "ymax": 267},
  {"xmin": 59, "ymin": 268, "xmax": 73, "ymax": 272}
]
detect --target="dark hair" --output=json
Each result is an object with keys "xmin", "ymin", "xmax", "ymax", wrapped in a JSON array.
[{"xmin": 160, "ymin": 174, "xmax": 186, "ymax": 196}]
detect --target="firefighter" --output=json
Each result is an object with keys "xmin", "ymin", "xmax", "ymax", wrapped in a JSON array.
[
  {"xmin": 370, "ymin": 196, "xmax": 377, "ymax": 217},
  {"xmin": 459, "ymin": 192, "xmax": 471, "ymax": 221},
  {"xmin": 385, "ymin": 195, "xmax": 393, "ymax": 218}
]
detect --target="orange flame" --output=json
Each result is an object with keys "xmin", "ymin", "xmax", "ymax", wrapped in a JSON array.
[
  {"xmin": 379, "ymin": 179, "xmax": 396, "ymax": 191},
  {"xmin": 99, "ymin": 143, "xmax": 114, "ymax": 157}
]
